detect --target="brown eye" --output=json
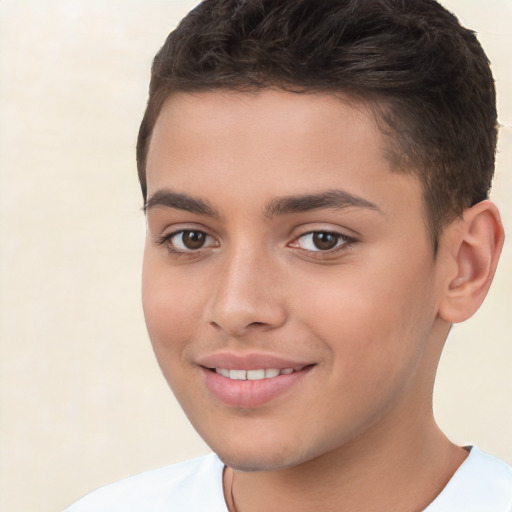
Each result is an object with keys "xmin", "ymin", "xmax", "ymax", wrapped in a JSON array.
[
  {"xmin": 162, "ymin": 229, "xmax": 216, "ymax": 253},
  {"xmin": 181, "ymin": 230, "xmax": 206, "ymax": 249},
  {"xmin": 292, "ymin": 231, "xmax": 352, "ymax": 253},
  {"xmin": 312, "ymin": 232, "xmax": 339, "ymax": 250}
]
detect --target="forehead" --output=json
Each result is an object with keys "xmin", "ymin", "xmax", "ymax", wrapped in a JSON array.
[
  {"xmin": 150, "ymin": 89, "xmax": 380, "ymax": 147},
  {"xmin": 146, "ymin": 89, "xmax": 423, "ymax": 218}
]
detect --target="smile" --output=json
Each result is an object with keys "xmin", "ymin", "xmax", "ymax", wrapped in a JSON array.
[
  {"xmin": 202, "ymin": 364, "xmax": 314, "ymax": 408},
  {"xmin": 214, "ymin": 367, "xmax": 304, "ymax": 380}
]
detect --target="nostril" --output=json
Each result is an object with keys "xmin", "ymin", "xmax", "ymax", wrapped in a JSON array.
[{"xmin": 207, "ymin": 290, "xmax": 288, "ymax": 336}]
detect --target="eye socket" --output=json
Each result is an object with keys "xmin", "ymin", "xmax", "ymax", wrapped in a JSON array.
[
  {"xmin": 157, "ymin": 228, "xmax": 353, "ymax": 255},
  {"xmin": 158, "ymin": 229, "xmax": 217, "ymax": 253},
  {"xmin": 293, "ymin": 231, "xmax": 353, "ymax": 252}
]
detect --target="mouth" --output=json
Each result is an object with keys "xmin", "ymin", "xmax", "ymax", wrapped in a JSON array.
[
  {"xmin": 199, "ymin": 358, "xmax": 315, "ymax": 408},
  {"xmin": 209, "ymin": 366, "xmax": 307, "ymax": 381}
]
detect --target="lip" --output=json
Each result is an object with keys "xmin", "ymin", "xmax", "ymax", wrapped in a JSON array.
[
  {"xmin": 197, "ymin": 352, "xmax": 315, "ymax": 408},
  {"xmin": 197, "ymin": 352, "xmax": 310, "ymax": 371}
]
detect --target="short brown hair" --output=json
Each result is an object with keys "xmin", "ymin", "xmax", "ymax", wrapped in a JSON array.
[{"xmin": 136, "ymin": 0, "xmax": 497, "ymax": 248}]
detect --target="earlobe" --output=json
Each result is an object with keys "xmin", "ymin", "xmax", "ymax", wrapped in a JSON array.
[{"xmin": 438, "ymin": 200, "xmax": 504, "ymax": 324}]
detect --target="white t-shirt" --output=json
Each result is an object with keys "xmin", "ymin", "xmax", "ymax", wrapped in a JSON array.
[{"xmin": 64, "ymin": 447, "xmax": 512, "ymax": 511}]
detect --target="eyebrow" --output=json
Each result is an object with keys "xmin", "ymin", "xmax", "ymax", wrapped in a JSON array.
[
  {"xmin": 144, "ymin": 189, "xmax": 219, "ymax": 217},
  {"xmin": 144, "ymin": 188, "xmax": 381, "ymax": 218},
  {"xmin": 264, "ymin": 189, "xmax": 381, "ymax": 217}
]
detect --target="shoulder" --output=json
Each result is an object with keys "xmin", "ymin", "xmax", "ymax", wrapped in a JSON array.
[
  {"xmin": 63, "ymin": 453, "xmax": 228, "ymax": 512},
  {"xmin": 426, "ymin": 447, "xmax": 512, "ymax": 512}
]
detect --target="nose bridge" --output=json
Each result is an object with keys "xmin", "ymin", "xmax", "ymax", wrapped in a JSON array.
[{"xmin": 208, "ymin": 239, "xmax": 286, "ymax": 336}]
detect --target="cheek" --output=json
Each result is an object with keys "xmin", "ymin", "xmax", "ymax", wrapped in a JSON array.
[
  {"xmin": 141, "ymin": 260, "xmax": 210, "ymax": 411},
  {"xmin": 294, "ymin": 252, "xmax": 438, "ymax": 380},
  {"xmin": 141, "ymin": 254, "xmax": 201, "ymax": 358}
]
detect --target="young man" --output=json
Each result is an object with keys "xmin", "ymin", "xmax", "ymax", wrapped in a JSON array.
[{"xmin": 66, "ymin": 0, "xmax": 511, "ymax": 510}]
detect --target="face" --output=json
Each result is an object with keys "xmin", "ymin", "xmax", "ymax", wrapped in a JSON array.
[{"xmin": 142, "ymin": 90, "xmax": 449, "ymax": 471}]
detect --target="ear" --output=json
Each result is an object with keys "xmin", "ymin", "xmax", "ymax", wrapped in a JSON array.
[{"xmin": 438, "ymin": 200, "xmax": 504, "ymax": 324}]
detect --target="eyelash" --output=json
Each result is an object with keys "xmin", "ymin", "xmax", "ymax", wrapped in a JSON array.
[
  {"xmin": 155, "ymin": 229, "xmax": 356, "ymax": 258},
  {"xmin": 291, "ymin": 231, "xmax": 356, "ymax": 256},
  {"xmin": 156, "ymin": 230, "xmax": 217, "ymax": 257}
]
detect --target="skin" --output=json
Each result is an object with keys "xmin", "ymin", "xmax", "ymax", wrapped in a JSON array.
[{"xmin": 141, "ymin": 90, "xmax": 500, "ymax": 511}]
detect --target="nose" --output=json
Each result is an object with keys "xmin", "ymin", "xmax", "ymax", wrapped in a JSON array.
[{"xmin": 206, "ymin": 246, "xmax": 288, "ymax": 337}]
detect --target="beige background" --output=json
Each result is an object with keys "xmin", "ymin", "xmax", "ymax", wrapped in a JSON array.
[{"xmin": 0, "ymin": 1, "xmax": 510, "ymax": 511}]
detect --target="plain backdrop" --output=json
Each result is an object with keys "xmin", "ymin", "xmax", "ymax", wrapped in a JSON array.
[{"xmin": 0, "ymin": 1, "xmax": 511, "ymax": 511}]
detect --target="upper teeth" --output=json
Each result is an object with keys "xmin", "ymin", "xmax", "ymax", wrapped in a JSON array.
[{"xmin": 215, "ymin": 368, "xmax": 297, "ymax": 380}]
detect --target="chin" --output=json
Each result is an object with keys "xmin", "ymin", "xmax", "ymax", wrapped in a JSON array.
[
  {"xmin": 211, "ymin": 438, "xmax": 318, "ymax": 473},
  {"xmin": 218, "ymin": 452, "xmax": 300, "ymax": 473}
]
